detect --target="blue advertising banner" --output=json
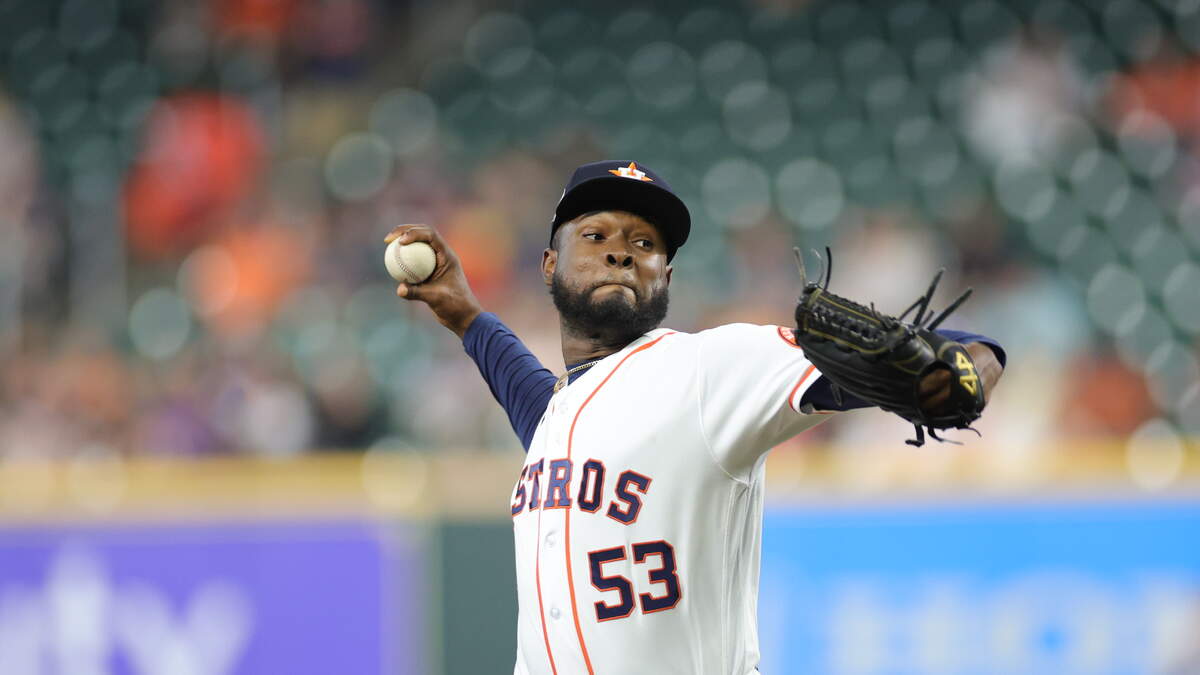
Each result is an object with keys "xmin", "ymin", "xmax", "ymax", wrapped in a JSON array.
[
  {"xmin": 0, "ymin": 519, "xmax": 424, "ymax": 675},
  {"xmin": 759, "ymin": 499, "xmax": 1200, "ymax": 675}
]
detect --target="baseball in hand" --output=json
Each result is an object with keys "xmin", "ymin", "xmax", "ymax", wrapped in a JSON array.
[{"xmin": 384, "ymin": 240, "xmax": 437, "ymax": 284}]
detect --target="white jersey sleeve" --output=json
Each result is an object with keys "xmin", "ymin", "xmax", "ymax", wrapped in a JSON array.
[{"xmin": 696, "ymin": 323, "xmax": 833, "ymax": 481}]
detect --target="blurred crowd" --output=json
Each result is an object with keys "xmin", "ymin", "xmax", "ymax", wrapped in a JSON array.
[{"xmin": 0, "ymin": 0, "xmax": 1197, "ymax": 471}]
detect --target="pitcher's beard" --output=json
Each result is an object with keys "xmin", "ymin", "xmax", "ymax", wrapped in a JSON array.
[{"xmin": 551, "ymin": 273, "xmax": 669, "ymax": 346}]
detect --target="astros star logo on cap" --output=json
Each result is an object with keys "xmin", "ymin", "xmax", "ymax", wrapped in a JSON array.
[{"xmin": 608, "ymin": 162, "xmax": 653, "ymax": 182}]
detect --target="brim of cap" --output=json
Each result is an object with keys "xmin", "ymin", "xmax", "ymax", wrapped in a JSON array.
[{"xmin": 552, "ymin": 177, "xmax": 691, "ymax": 260}]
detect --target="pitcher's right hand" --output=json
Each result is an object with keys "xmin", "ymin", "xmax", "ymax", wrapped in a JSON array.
[{"xmin": 385, "ymin": 225, "xmax": 483, "ymax": 338}]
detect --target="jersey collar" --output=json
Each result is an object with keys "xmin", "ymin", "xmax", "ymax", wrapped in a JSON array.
[{"xmin": 561, "ymin": 329, "xmax": 675, "ymax": 389}]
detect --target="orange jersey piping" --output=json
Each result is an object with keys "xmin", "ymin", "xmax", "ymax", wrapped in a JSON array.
[{"xmin": 563, "ymin": 332, "xmax": 675, "ymax": 674}]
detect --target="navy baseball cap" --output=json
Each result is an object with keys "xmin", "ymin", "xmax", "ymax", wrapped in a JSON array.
[{"xmin": 550, "ymin": 160, "xmax": 691, "ymax": 261}]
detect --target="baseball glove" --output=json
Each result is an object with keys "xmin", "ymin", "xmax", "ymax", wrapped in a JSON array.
[{"xmin": 792, "ymin": 248, "xmax": 985, "ymax": 446}]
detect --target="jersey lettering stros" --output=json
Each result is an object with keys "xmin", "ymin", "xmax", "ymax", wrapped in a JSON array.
[{"xmin": 510, "ymin": 324, "xmax": 831, "ymax": 675}]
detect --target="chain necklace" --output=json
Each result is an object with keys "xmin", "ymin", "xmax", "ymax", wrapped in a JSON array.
[{"xmin": 554, "ymin": 360, "xmax": 599, "ymax": 393}]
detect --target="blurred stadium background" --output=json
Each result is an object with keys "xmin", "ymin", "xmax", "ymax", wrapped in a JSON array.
[{"xmin": 0, "ymin": 0, "xmax": 1197, "ymax": 673}]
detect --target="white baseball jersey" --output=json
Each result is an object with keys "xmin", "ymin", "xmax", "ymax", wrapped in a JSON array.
[{"xmin": 509, "ymin": 323, "xmax": 833, "ymax": 675}]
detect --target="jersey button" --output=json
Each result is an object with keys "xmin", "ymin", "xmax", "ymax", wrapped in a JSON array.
[
  {"xmin": 550, "ymin": 607, "xmax": 561, "ymax": 620},
  {"xmin": 545, "ymin": 530, "xmax": 556, "ymax": 547}
]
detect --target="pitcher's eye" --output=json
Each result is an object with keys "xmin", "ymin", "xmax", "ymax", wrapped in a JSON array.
[
  {"xmin": 584, "ymin": 232, "xmax": 603, "ymax": 241},
  {"xmin": 635, "ymin": 239, "xmax": 654, "ymax": 249}
]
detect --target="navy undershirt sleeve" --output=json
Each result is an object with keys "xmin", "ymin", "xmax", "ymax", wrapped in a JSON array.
[
  {"xmin": 462, "ymin": 312, "xmax": 557, "ymax": 451},
  {"xmin": 798, "ymin": 329, "xmax": 1006, "ymax": 412}
]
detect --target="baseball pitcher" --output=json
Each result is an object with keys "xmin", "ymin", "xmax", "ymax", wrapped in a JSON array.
[{"xmin": 388, "ymin": 160, "xmax": 1005, "ymax": 674}]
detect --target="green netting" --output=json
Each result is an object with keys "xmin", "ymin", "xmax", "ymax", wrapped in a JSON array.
[
  {"xmin": 839, "ymin": 38, "xmax": 908, "ymax": 96},
  {"xmin": 675, "ymin": 7, "xmax": 745, "ymax": 52},
  {"xmin": 603, "ymin": 9, "xmax": 675, "ymax": 54},
  {"xmin": 1131, "ymin": 226, "xmax": 1192, "ymax": 298},
  {"xmin": 698, "ymin": 41, "xmax": 768, "ymax": 102},
  {"xmin": 955, "ymin": 0, "xmax": 1021, "ymax": 47},
  {"xmin": 536, "ymin": 9, "xmax": 600, "ymax": 56},
  {"xmin": 1101, "ymin": 0, "xmax": 1164, "ymax": 65},
  {"xmin": 814, "ymin": 2, "xmax": 883, "ymax": 47},
  {"xmin": 887, "ymin": 1, "xmax": 956, "ymax": 49}
]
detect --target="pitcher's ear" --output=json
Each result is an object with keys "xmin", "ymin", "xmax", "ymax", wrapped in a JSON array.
[{"xmin": 542, "ymin": 248, "xmax": 557, "ymax": 286}]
